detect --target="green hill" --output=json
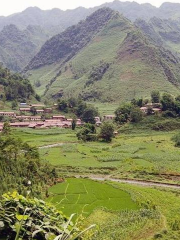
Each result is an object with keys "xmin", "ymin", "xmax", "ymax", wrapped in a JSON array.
[
  {"xmin": 0, "ymin": 24, "xmax": 50, "ymax": 72},
  {"xmin": 26, "ymin": 8, "xmax": 180, "ymax": 103},
  {"xmin": 0, "ymin": 64, "xmax": 36, "ymax": 102}
]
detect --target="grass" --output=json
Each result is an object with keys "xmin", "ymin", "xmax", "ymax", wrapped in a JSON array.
[
  {"xmin": 83, "ymin": 182, "xmax": 180, "ymax": 239},
  {"xmin": 47, "ymin": 178, "xmax": 138, "ymax": 217},
  {"xmin": 11, "ymin": 128, "xmax": 77, "ymax": 147},
  {"xmin": 38, "ymin": 127, "xmax": 180, "ymax": 183}
]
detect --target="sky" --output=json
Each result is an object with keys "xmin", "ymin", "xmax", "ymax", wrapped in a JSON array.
[{"xmin": 1, "ymin": 0, "xmax": 180, "ymax": 16}]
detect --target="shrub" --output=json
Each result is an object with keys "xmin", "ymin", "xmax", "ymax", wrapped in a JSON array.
[
  {"xmin": 77, "ymin": 123, "xmax": 97, "ymax": 141},
  {"xmin": 99, "ymin": 122, "xmax": 115, "ymax": 142},
  {"xmin": 172, "ymin": 133, "xmax": 180, "ymax": 147},
  {"xmin": 0, "ymin": 192, "xmax": 94, "ymax": 239}
]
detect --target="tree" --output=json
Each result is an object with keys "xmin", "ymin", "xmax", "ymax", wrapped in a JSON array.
[
  {"xmin": 58, "ymin": 99, "xmax": 68, "ymax": 112},
  {"xmin": 11, "ymin": 100, "xmax": 18, "ymax": 109},
  {"xmin": 2, "ymin": 122, "xmax": 11, "ymax": 135},
  {"xmin": 130, "ymin": 107, "xmax": 143, "ymax": 123},
  {"xmin": 172, "ymin": 133, "xmax": 180, "ymax": 147},
  {"xmin": 151, "ymin": 90, "xmax": 160, "ymax": 103},
  {"xmin": 115, "ymin": 103, "xmax": 132, "ymax": 124},
  {"xmin": 99, "ymin": 122, "xmax": 115, "ymax": 142},
  {"xmin": 81, "ymin": 106, "xmax": 98, "ymax": 124},
  {"xmin": 72, "ymin": 118, "xmax": 77, "ymax": 130},
  {"xmin": 77, "ymin": 123, "xmax": 96, "ymax": 141},
  {"xmin": 30, "ymin": 107, "xmax": 37, "ymax": 116},
  {"xmin": 161, "ymin": 93, "xmax": 174, "ymax": 111},
  {"xmin": 75, "ymin": 101, "xmax": 87, "ymax": 117}
]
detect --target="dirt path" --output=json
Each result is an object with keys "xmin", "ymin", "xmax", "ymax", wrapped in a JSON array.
[
  {"xmin": 77, "ymin": 175, "xmax": 180, "ymax": 189},
  {"xmin": 38, "ymin": 143, "xmax": 65, "ymax": 149}
]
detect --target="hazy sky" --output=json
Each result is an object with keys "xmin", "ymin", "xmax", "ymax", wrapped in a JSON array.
[{"xmin": 1, "ymin": 0, "xmax": 180, "ymax": 16}]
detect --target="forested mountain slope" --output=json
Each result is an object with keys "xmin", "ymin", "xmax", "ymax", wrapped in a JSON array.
[
  {"xmin": 0, "ymin": 24, "xmax": 50, "ymax": 71},
  {"xmin": 0, "ymin": 64, "xmax": 36, "ymax": 101},
  {"xmin": 135, "ymin": 18, "xmax": 180, "ymax": 57},
  {"xmin": 26, "ymin": 8, "xmax": 180, "ymax": 102}
]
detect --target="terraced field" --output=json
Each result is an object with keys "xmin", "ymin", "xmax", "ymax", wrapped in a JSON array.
[{"xmin": 47, "ymin": 178, "xmax": 138, "ymax": 216}]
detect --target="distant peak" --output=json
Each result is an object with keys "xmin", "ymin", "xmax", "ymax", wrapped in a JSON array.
[{"xmin": 23, "ymin": 7, "xmax": 42, "ymax": 13}]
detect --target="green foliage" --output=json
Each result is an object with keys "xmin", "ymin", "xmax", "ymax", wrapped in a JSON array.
[
  {"xmin": 11, "ymin": 100, "xmax": 18, "ymax": 109},
  {"xmin": 0, "ymin": 192, "xmax": 81, "ymax": 240},
  {"xmin": 77, "ymin": 124, "xmax": 97, "ymax": 142},
  {"xmin": 58, "ymin": 99, "xmax": 69, "ymax": 112},
  {"xmin": 115, "ymin": 103, "xmax": 142, "ymax": 124},
  {"xmin": 0, "ymin": 136, "xmax": 57, "ymax": 197},
  {"xmin": 130, "ymin": 107, "xmax": 143, "ymax": 123},
  {"xmin": 151, "ymin": 90, "xmax": 160, "ymax": 103},
  {"xmin": 30, "ymin": 106, "xmax": 37, "ymax": 116},
  {"xmin": 2, "ymin": 122, "xmax": 11, "ymax": 135},
  {"xmin": 81, "ymin": 106, "xmax": 98, "ymax": 124},
  {"xmin": 115, "ymin": 103, "xmax": 133, "ymax": 124},
  {"xmin": 161, "ymin": 93, "xmax": 175, "ymax": 111},
  {"xmin": 0, "ymin": 65, "xmax": 35, "ymax": 101},
  {"xmin": 86, "ymin": 61, "xmax": 110, "ymax": 86},
  {"xmin": 172, "ymin": 133, "xmax": 180, "ymax": 147},
  {"xmin": 99, "ymin": 122, "xmax": 115, "ymax": 142},
  {"xmin": 72, "ymin": 118, "xmax": 77, "ymax": 130}
]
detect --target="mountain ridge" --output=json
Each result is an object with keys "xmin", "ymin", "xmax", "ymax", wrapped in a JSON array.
[{"xmin": 26, "ymin": 8, "xmax": 180, "ymax": 102}]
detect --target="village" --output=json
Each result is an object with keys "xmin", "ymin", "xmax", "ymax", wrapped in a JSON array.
[{"xmin": 0, "ymin": 101, "xmax": 162, "ymax": 132}]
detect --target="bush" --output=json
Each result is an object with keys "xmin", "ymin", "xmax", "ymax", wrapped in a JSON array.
[
  {"xmin": 172, "ymin": 133, "xmax": 180, "ymax": 147},
  {"xmin": 0, "ymin": 192, "xmax": 81, "ymax": 239},
  {"xmin": 152, "ymin": 120, "xmax": 180, "ymax": 131},
  {"xmin": 77, "ymin": 123, "xmax": 97, "ymax": 141},
  {"xmin": 130, "ymin": 107, "xmax": 143, "ymax": 123},
  {"xmin": 99, "ymin": 122, "xmax": 115, "ymax": 142}
]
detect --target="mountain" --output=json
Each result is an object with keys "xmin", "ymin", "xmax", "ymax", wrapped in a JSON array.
[
  {"xmin": 135, "ymin": 17, "xmax": 180, "ymax": 57},
  {"xmin": 25, "ymin": 8, "xmax": 180, "ymax": 102},
  {"xmin": 0, "ymin": 24, "xmax": 50, "ymax": 71},
  {"xmin": 0, "ymin": 7, "xmax": 93, "ymax": 33},
  {"xmin": 1, "ymin": 1, "xmax": 180, "ymax": 72},
  {"xmin": 1, "ymin": 1, "xmax": 180, "ymax": 33}
]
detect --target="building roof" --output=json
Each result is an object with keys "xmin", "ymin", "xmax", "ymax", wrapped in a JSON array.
[
  {"xmin": 19, "ymin": 108, "xmax": 31, "ymax": 111},
  {"xmin": 0, "ymin": 111, "xmax": 15, "ymax": 114},
  {"xmin": 30, "ymin": 104, "xmax": 45, "ymax": 107},
  {"xmin": 52, "ymin": 115, "xmax": 66, "ymax": 118}
]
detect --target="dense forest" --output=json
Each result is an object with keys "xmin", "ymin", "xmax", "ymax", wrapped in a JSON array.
[{"xmin": 0, "ymin": 64, "xmax": 37, "ymax": 101}]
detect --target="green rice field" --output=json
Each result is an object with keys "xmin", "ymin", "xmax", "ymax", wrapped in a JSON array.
[{"xmin": 47, "ymin": 178, "xmax": 138, "ymax": 216}]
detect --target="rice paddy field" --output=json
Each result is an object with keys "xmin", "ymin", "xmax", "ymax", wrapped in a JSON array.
[
  {"xmin": 11, "ymin": 119, "xmax": 180, "ymax": 239},
  {"xmin": 47, "ymin": 178, "xmax": 138, "ymax": 217}
]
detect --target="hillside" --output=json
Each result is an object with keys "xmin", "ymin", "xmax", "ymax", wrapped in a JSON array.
[
  {"xmin": 0, "ymin": 24, "xmax": 50, "ymax": 71},
  {"xmin": 1, "ymin": 2, "xmax": 180, "ymax": 73},
  {"xmin": 0, "ymin": 64, "xmax": 36, "ymax": 101},
  {"xmin": 26, "ymin": 8, "xmax": 180, "ymax": 102},
  {"xmin": 135, "ymin": 17, "xmax": 180, "ymax": 57}
]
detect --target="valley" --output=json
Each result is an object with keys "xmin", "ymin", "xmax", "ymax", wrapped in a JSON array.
[{"xmin": 2, "ymin": 1, "xmax": 180, "ymax": 239}]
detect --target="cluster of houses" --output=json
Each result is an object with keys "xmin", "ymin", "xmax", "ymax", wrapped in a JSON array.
[
  {"xmin": 140, "ymin": 103, "xmax": 162, "ymax": 114},
  {"xmin": 0, "ymin": 103, "xmax": 84, "ymax": 132},
  {"xmin": 0, "ymin": 101, "xmax": 161, "ymax": 132}
]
